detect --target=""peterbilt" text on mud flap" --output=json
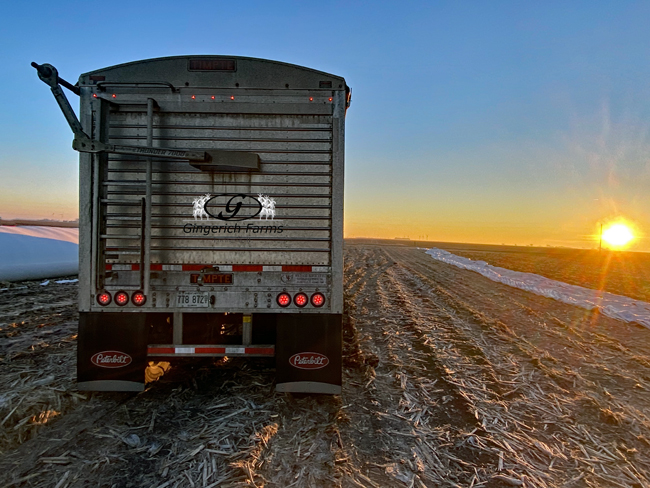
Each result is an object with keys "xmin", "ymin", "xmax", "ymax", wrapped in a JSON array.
[
  {"xmin": 289, "ymin": 352, "xmax": 329, "ymax": 370},
  {"xmin": 90, "ymin": 351, "xmax": 133, "ymax": 368}
]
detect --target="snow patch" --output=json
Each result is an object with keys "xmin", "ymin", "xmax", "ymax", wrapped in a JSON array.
[
  {"xmin": 0, "ymin": 233, "xmax": 78, "ymax": 281},
  {"xmin": 425, "ymin": 248, "xmax": 650, "ymax": 330}
]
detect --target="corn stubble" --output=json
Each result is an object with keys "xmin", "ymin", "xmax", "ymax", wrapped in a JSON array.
[{"xmin": 0, "ymin": 244, "xmax": 649, "ymax": 487}]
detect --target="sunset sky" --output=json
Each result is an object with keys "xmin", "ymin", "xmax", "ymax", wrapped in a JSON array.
[{"xmin": 1, "ymin": 1, "xmax": 649, "ymax": 250}]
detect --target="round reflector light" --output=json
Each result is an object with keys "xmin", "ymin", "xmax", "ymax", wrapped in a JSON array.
[
  {"xmin": 97, "ymin": 291, "xmax": 111, "ymax": 306},
  {"xmin": 294, "ymin": 292, "xmax": 308, "ymax": 307},
  {"xmin": 132, "ymin": 291, "xmax": 146, "ymax": 306},
  {"xmin": 311, "ymin": 292, "xmax": 325, "ymax": 307},
  {"xmin": 115, "ymin": 291, "xmax": 129, "ymax": 306},
  {"xmin": 277, "ymin": 293, "xmax": 291, "ymax": 307}
]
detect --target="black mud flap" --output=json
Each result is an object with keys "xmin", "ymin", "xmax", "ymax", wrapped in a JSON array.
[
  {"xmin": 77, "ymin": 312, "xmax": 148, "ymax": 392},
  {"xmin": 275, "ymin": 313, "xmax": 342, "ymax": 394}
]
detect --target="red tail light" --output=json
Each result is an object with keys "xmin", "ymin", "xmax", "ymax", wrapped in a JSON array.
[
  {"xmin": 311, "ymin": 292, "xmax": 325, "ymax": 307},
  {"xmin": 277, "ymin": 293, "xmax": 291, "ymax": 307},
  {"xmin": 294, "ymin": 293, "xmax": 308, "ymax": 307},
  {"xmin": 97, "ymin": 291, "xmax": 111, "ymax": 306},
  {"xmin": 132, "ymin": 291, "xmax": 146, "ymax": 306},
  {"xmin": 115, "ymin": 291, "xmax": 129, "ymax": 306}
]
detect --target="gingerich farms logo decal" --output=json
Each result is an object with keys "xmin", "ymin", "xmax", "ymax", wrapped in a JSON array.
[{"xmin": 184, "ymin": 193, "xmax": 283, "ymax": 235}]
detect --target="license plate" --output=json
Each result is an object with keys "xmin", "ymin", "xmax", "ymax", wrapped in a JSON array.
[{"xmin": 176, "ymin": 292, "xmax": 210, "ymax": 307}]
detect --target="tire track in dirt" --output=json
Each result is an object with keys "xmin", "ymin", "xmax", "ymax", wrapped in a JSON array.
[
  {"xmin": 382, "ymin": 245, "xmax": 650, "ymax": 487},
  {"xmin": 392, "ymin": 247, "xmax": 650, "ymax": 421},
  {"xmin": 0, "ymin": 281, "xmax": 82, "ymax": 454},
  {"xmin": 391, "ymin": 247, "xmax": 650, "ymax": 414},
  {"xmin": 337, "ymin": 246, "xmax": 501, "ymax": 487}
]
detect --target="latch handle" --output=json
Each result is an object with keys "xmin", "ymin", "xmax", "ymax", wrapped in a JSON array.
[
  {"xmin": 32, "ymin": 62, "xmax": 80, "ymax": 95},
  {"xmin": 32, "ymin": 62, "xmax": 85, "ymax": 136}
]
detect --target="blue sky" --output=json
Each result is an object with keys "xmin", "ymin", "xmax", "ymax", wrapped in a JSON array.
[{"xmin": 2, "ymin": 1, "xmax": 649, "ymax": 249}]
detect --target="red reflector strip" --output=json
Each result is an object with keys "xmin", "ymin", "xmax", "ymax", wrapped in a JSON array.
[
  {"xmin": 233, "ymin": 265, "xmax": 263, "ymax": 272},
  {"xmin": 148, "ymin": 347, "xmax": 174, "ymax": 354},
  {"xmin": 131, "ymin": 264, "xmax": 140, "ymax": 271},
  {"xmin": 282, "ymin": 265, "xmax": 312, "ymax": 272},
  {"xmin": 105, "ymin": 264, "xmax": 112, "ymax": 270},
  {"xmin": 182, "ymin": 265, "xmax": 207, "ymax": 271},
  {"xmin": 245, "ymin": 347, "xmax": 274, "ymax": 355},
  {"xmin": 196, "ymin": 347, "xmax": 226, "ymax": 354},
  {"xmin": 150, "ymin": 264, "xmax": 163, "ymax": 271}
]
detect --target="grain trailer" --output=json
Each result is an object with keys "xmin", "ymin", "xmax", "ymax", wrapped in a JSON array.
[{"xmin": 33, "ymin": 55, "xmax": 350, "ymax": 393}]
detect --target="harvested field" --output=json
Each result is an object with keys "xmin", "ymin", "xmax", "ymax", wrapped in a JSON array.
[{"xmin": 1, "ymin": 243, "xmax": 650, "ymax": 487}]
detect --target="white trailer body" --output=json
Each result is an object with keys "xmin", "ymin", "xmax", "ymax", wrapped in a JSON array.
[{"xmin": 34, "ymin": 56, "xmax": 350, "ymax": 393}]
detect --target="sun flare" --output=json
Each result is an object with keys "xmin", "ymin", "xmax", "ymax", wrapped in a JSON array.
[{"xmin": 602, "ymin": 223, "xmax": 634, "ymax": 248}]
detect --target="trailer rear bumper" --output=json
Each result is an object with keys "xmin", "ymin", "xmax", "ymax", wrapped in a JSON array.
[{"xmin": 147, "ymin": 345, "xmax": 274, "ymax": 357}]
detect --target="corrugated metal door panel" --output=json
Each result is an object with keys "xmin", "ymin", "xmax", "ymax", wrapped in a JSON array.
[
  {"xmin": 109, "ymin": 138, "xmax": 331, "ymax": 153},
  {"xmin": 107, "ymin": 163, "xmax": 332, "ymax": 173},
  {"xmin": 105, "ymin": 173, "xmax": 331, "ymax": 185},
  {"xmin": 109, "ymin": 112, "xmax": 332, "ymax": 129},
  {"xmin": 109, "ymin": 128, "xmax": 332, "ymax": 142},
  {"xmin": 104, "ymin": 209, "xmax": 330, "ymax": 221},
  {"xmin": 105, "ymin": 239, "xmax": 329, "ymax": 249},
  {"xmin": 103, "ymin": 229, "xmax": 330, "ymax": 240},
  {"xmin": 102, "ymin": 110, "xmax": 332, "ymax": 266},
  {"xmin": 105, "ymin": 186, "xmax": 330, "ymax": 197}
]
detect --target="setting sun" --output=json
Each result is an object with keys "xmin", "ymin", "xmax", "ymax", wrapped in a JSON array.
[{"xmin": 602, "ymin": 223, "xmax": 634, "ymax": 248}]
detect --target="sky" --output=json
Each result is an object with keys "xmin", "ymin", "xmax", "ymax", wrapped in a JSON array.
[{"xmin": 1, "ymin": 1, "xmax": 649, "ymax": 250}]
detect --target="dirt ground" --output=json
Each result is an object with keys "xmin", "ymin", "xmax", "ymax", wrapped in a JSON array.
[{"xmin": 1, "ymin": 243, "xmax": 649, "ymax": 487}]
